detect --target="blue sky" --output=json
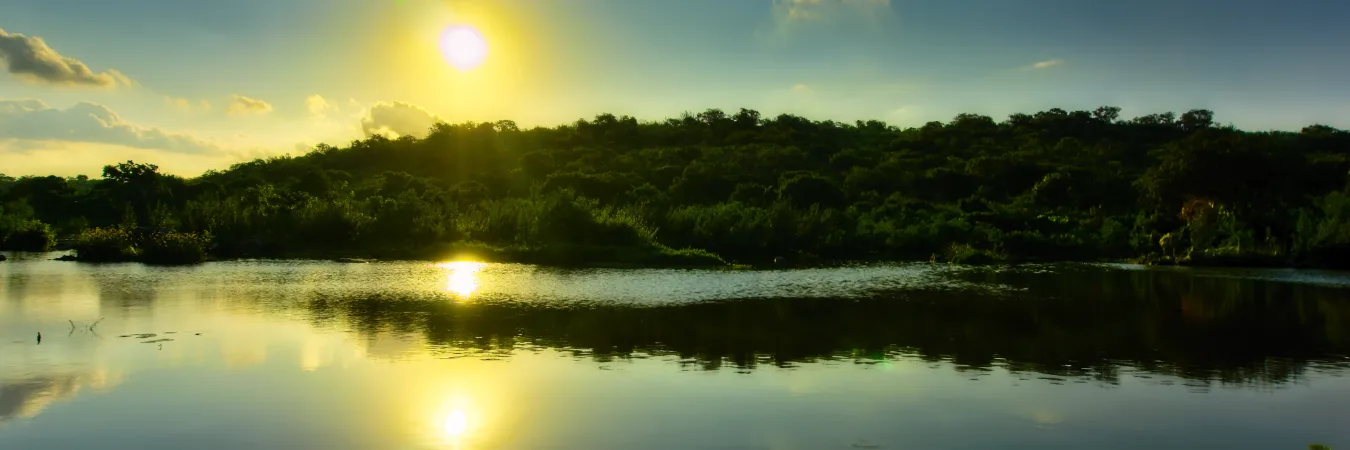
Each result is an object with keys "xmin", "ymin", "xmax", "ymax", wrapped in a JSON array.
[{"xmin": 2, "ymin": 0, "xmax": 1348, "ymax": 176}]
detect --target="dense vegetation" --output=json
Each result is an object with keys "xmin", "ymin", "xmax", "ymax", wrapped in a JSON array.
[{"xmin": 2, "ymin": 107, "xmax": 1348, "ymax": 267}]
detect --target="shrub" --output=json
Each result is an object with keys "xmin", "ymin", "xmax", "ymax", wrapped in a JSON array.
[
  {"xmin": 73, "ymin": 228, "xmax": 138, "ymax": 262},
  {"xmin": 946, "ymin": 243, "xmax": 1004, "ymax": 265},
  {"xmin": 1, "ymin": 220, "xmax": 56, "ymax": 251},
  {"xmin": 140, "ymin": 231, "xmax": 212, "ymax": 264},
  {"xmin": 650, "ymin": 246, "xmax": 726, "ymax": 267}
]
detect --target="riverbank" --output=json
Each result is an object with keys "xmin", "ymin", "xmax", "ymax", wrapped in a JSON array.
[
  {"xmin": 29, "ymin": 240, "xmax": 1350, "ymax": 271},
  {"xmin": 47, "ymin": 240, "xmax": 729, "ymax": 269},
  {"xmin": 298, "ymin": 241, "xmax": 730, "ymax": 268}
]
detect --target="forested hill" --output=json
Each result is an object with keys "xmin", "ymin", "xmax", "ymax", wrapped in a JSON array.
[{"xmin": 2, "ymin": 107, "xmax": 1349, "ymax": 267}]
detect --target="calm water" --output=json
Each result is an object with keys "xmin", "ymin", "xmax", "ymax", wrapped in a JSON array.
[{"xmin": 2, "ymin": 252, "xmax": 1349, "ymax": 449}]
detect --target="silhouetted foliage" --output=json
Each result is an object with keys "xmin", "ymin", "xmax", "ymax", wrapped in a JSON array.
[{"xmin": 3, "ymin": 107, "xmax": 1348, "ymax": 266}]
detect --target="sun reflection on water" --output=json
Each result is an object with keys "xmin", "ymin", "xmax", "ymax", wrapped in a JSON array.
[
  {"xmin": 444, "ymin": 409, "xmax": 469, "ymax": 436},
  {"xmin": 433, "ymin": 396, "xmax": 484, "ymax": 448},
  {"xmin": 437, "ymin": 262, "xmax": 486, "ymax": 299}
]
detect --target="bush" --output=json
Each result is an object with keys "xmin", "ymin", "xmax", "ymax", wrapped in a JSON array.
[
  {"xmin": 649, "ymin": 246, "xmax": 727, "ymax": 267},
  {"xmin": 946, "ymin": 243, "xmax": 1004, "ymax": 265},
  {"xmin": 1, "ymin": 220, "xmax": 56, "ymax": 251},
  {"xmin": 140, "ymin": 231, "xmax": 212, "ymax": 264},
  {"xmin": 73, "ymin": 228, "xmax": 138, "ymax": 262},
  {"xmin": 73, "ymin": 227, "xmax": 212, "ymax": 264},
  {"xmin": 506, "ymin": 244, "xmax": 726, "ymax": 267}
]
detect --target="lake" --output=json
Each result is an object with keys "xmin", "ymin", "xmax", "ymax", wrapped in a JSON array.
[{"xmin": 2, "ymin": 251, "xmax": 1348, "ymax": 449}]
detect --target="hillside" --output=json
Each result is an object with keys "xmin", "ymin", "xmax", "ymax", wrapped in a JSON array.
[{"xmin": 3, "ymin": 107, "xmax": 1349, "ymax": 267}]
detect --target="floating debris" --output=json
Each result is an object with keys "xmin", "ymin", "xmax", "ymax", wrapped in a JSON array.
[{"xmin": 141, "ymin": 338, "xmax": 174, "ymax": 344}]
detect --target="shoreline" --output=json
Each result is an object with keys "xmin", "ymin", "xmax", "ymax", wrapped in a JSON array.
[{"xmin": 17, "ymin": 248, "xmax": 1349, "ymax": 272}]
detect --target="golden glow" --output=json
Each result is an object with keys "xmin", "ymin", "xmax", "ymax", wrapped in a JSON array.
[
  {"xmin": 440, "ymin": 25, "xmax": 488, "ymax": 71},
  {"xmin": 443, "ymin": 409, "xmax": 469, "ymax": 436},
  {"xmin": 437, "ymin": 261, "xmax": 486, "ymax": 299},
  {"xmin": 377, "ymin": 1, "xmax": 547, "ymax": 124},
  {"xmin": 431, "ymin": 394, "xmax": 494, "ymax": 447}
]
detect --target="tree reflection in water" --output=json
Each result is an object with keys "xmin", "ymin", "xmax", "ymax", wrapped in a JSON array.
[{"xmin": 304, "ymin": 265, "xmax": 1350, "ymax": 388}]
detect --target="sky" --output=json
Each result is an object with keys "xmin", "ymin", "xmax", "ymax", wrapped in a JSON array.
[{"xmin": 2, "ymin": 0, "xmax": 1349, "ymax": 177}]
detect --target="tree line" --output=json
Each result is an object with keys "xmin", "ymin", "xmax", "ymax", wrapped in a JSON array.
[{"xmin": 1, "ymin": 106, "xmax": 1348, "ymax": 267}]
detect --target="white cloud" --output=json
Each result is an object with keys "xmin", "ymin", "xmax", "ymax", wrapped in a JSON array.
[
  {"xmin": 360, "ymin": 101, "xmax": 444, "ymax": 138},
  {"xmin": 226, "ymin": 94, "xmax": 272, "ymax": 116},
  {"xmin": 165, "ymin": 96, "xmax": 211, "ymax": 112},
  {"xmin": 0, "ymin": 28, "xmax": 133, "ymax": 88},
  {"xmin": 1025, "ymin": 59, "xmax": 1064, "ymax": 70},
  {"xmin": 0, "ymin": 140, "xmax": 236, "ymax": 177},
  {"xmin": 306, "ymin": 95, "xmax": 337, "ymax": 120},
  {"xmin": 770, "ymin": 0, "xmax": 894, "ymax": 34},
  {"xmin": 0, "ymin": 97, "xmax": 221, "ymax": 154}
]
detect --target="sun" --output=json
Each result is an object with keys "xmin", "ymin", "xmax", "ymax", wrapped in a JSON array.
[{"xmin": 439, "ymin": 25, "xmax": 488, "ymax": 71}]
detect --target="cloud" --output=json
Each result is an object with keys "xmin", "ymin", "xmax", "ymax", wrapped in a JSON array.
[
  {"xmin": 0, "ymin": 28, "xmax": 133, "ymax": 88},
  {"xmin": 226, "ymin": 94, "xmax": 273, "ymax": 116},
  {"xmin": 1, "ymin": 371, "xmax": 121, "ymax": 423},
  {"xmin": 360, "ymin": 101, "xmax": 444, "ymax": 138},
  {"xmin": 306, "ymin": 95, "xmax": 337, "ymax": 120},
  {"xmin": 1025, "ymin": 59, "xmax": 1064, "ymax": 70},
  {"xmin": 771, "ymin": 0, "xmax": 894, "ymax": 34},
  {"xmin": 791, "ymin": 83, "xmax": 812, "ymax": 93},
  {"xmin": 0, "ymin": 97, "xmax": 222, "ymax": 154},
  {"xmin": 0, "ymin": 140, "xmax": 238, "ymax": 177},
  {"xmin": 165, "ymin": 96, "xmax": 211, "ymax": 112}
]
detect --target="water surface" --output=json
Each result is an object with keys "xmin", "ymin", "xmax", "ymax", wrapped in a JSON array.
[{"xmin": 3, "ymin": 252, "xmax": 1349, "ymax": 449}]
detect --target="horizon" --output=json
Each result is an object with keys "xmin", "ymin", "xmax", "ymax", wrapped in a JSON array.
[{"xmin": 4, "ymin": 0, "xmax": 1350, "ymax": 176}]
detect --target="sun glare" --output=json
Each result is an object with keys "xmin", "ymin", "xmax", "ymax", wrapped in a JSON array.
[
  {"xmin": 440, "ymin": 25, "xmax": 488, "ymax": 70},
  {"xmin": 438, "ymin": 261, "xmax": 486, "ymax": 299},
  {"xmin": 443, "ymin": 409, "xmax": 469, "ymax": 437}
]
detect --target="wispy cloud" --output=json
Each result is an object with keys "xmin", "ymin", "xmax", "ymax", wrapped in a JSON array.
[
  {"xmin": 165, "ymin": 96, "xmax": 210, "ymax": 112},
  {"xmin": 0, "ymin": 28, "xmax": 133, "ymax": 88},
  {"xmin": 1024, "ymin": 59, "xmax": 1064, "ymax": 70},
  {"xmin": 769, "ymin": 0, "xmax": 895, "ymax": 36},
  {"xmin": 226, "ymin": 94, "xmax": 273, "ymax": 116},
  {"xmin": 0, "ymin": 97, "xmax": 221, "ymax": 154},
  {"xmin": 775, "ymin": 0, "xmax": 892, "ymax": 21}
]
